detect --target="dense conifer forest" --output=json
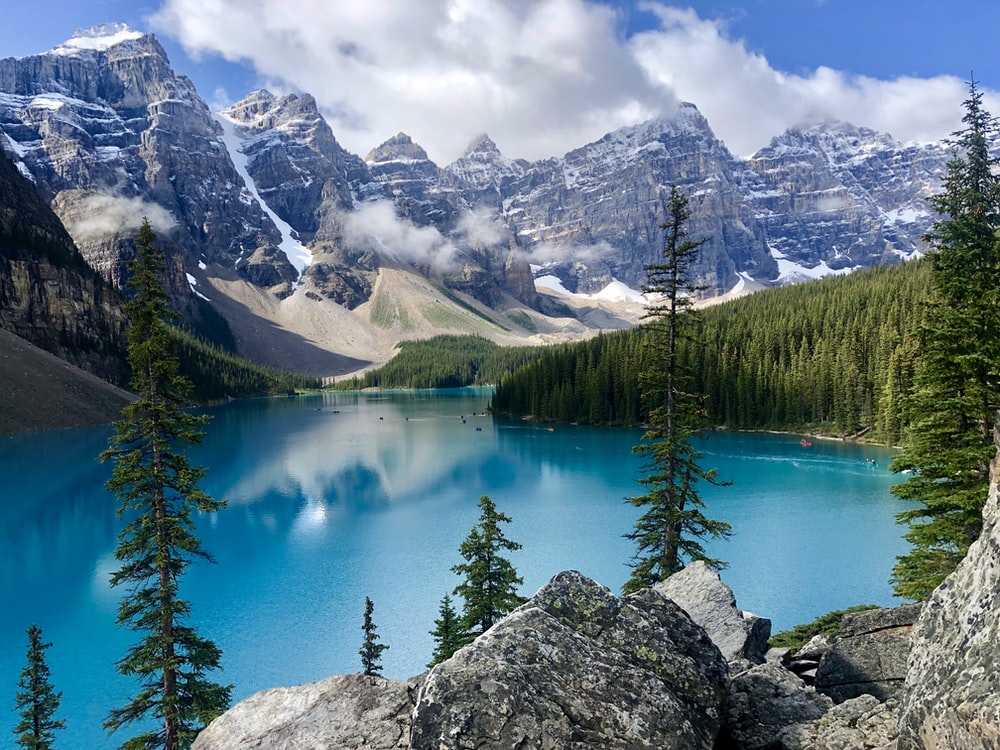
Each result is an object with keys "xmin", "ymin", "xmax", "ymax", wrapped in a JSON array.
[
  {"xmin": 333, "ymin": 335, "xmax": 548, "ymax": 390},
  {"xmin": 172, "ymin": 327, "xmax": 322, "ymax": 401},
  {"xmin": 491, "ymin": 260, "xmax": 932, "ymax": 445}
]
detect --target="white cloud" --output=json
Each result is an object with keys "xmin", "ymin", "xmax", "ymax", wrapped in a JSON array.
[
  {"xmin": 456, "ymin": 208, "xmax": 509, "ymax": 249},
  {"xmin": 151, "ymin": 0, "xmax": 998, "ymax": 165},
  {"xmin": 627, "ymin": 5, "xmax": 983, "ymax": 156},
  {"xmin": 526, "ymin": 239, "xmax": 614, "ymax": 265},
  {"xmin": 150, "ymin": 0, "xmax": 670, "ymax": 163},
  {"xmin": 342, "ymin": 200, "xmax": 458, "ymax": 273},
  {"xmin": 64, "ymin": 193, "xmax": 177, "ymax": 242}
]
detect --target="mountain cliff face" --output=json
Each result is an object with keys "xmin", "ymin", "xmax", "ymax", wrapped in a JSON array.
[
  {"xmin": 0, "ymin": 25, "xmax": 949, "ymax": 372},
  {"xmin": 0, "ymin": 146, "xmax": 126, "ymax": 383},
  {"xmin": 747, "ymin": 123, "xmax": 945, "ymax": 282},
  {"xmin": 0, "ymin": 24, "xmax": 287, "ymax": 293}
]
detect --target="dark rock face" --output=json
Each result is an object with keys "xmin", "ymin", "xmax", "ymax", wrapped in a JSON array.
[
  {"xmin": 721, "ymin": 662, "xmax": 833, "ymax": 750},
  {"xmin": 746, "ymin": 123, "xmax": 944, "ymax": 277},
  {"xmin": 192, "ymin": 673, "xmax": 418, "ymax": 750},
  {"xmin": 478, "ymin": 107, "xmax": 775, "ymax": 295},
  {"xmin": 409, "ymin": 570, "xmax": 728, "ymax": 749},
  {"xmin": 896, "ymin": 417, "xmax": 1000, "ymax": 750},
  {"xmin": 813, "ymin": 603, "xmax": 922, "ymax": 703},
  {"xmin": 654, "ymin": 559, "xmax": 771, "ymax": 669},
  {"xmin": 0, "ymin": 147, "xmax": 126, "ymax": 383}
]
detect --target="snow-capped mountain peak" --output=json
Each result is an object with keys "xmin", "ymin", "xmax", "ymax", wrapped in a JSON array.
[{"xmin": 52, "ymin": 23, "xmax": 146, "ymax": 55}]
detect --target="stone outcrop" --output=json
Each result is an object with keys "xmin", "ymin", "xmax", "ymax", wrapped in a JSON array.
[
  {"xmin": 777, "ymin": 694, "xmax": 899, "ymax": 750},
  {"xmin": 721, "ymin": 662, "xmax": 833, "ymax": 749},
  {"xmin": 655, "ymin": 559, "xmax": 771, "ymax": 668},
  {"xmin": 814, "ymin": 603, "xmax": 922, "ymax": 703},
  {"xmin": 196, "ymin": 571, "xmax": 731, "ymax": 749},
  {"xmin": 895, "ymin": 417, "xmax": 1000, "ymax": 749},
  {"xmin": 786, "ymin": 634, "xmax": 836, "ymax": 684},
  {"xmin": 192, "ymin": 673, "xmax": 419, "ymax": 750},
  {"xmin": 409, "ymin": 570, "xmax": 729, "ymax": 749}
]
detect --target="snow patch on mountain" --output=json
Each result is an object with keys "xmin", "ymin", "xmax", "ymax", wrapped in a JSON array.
[
  {"xmin": 536, "ymin": 275, "xmax": 648, "ymax": 305},
  {"xmin": 1, "ymin": 131, "xmax": 33, "ymax": 180},
  {"xmin": 214, "ymin": 112, "xmax": 312, "ymax": 280},
  {"xmin": 186, "ymin": 273, "xmax": 210, "ymax": 301},
  {"xmin": 769, "ymin": 246, "xmax": 856, "ymax": 284}
]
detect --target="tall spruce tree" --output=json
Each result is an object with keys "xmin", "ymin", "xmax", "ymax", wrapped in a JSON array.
[
  {"xmin": 100, "ymin": 219, "xmax": 231, "ymax": 750},
  {"xmin": 623, "ymin": 186, "xmax": 731, "ymax": 594},
  {"xmin": 890, "ymin": 80, "xmax": 1000, "ymax": 600},
  {"xmin": 13, "ymin": 625, "xmax": 65, "ymax": 750},
  {"xmin": 359, "ymin": 597, "xmax": 389, "ymax": 677},
  {"xmin": 452, "ymin": 495, "xmax": 526, "ymax": 636},
  {"xmin": 427, "ymin": 593, "xmax": 470, "ymax": 668}
]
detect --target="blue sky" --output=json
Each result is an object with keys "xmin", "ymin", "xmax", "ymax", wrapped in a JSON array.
[{"xmin": 2, "ymin": 1, "xmax": 998, "ymax": 164}]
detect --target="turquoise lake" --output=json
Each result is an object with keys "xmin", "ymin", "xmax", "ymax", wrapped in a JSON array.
[{"xmin": 0, "ymin": 388, "xmax": 909, "ymax": 749}]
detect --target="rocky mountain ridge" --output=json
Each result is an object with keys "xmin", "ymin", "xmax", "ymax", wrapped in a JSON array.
[{"xmin": 0, "ymin": 24, "xmax": 950, "ymax": 374}]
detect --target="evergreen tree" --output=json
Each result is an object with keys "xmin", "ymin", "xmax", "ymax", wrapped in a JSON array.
[
  {"xmin": 13, "ymin": 625, "xmax": 65, "ymax": 750},
  {"xmin": 624, "ymin": 186, "xmax": 731, "ymax": 594},
  {"xmin": 100, "ymin": 219, "xmax": 231, "ymax": 750},
  {"xmin": 427, "ymin": 594, "xmax": 470, "ymax": 668},
  {"xmin": 452, "ymin": 495, "xmax": 527, "ymax": 636},
  {"xmin": 359, "ymin": 597, "xmax": 389, "ymax": 677},
  {"xmin": 890, "ymin": 80, "xmax": 1000, "ymax": 600}
]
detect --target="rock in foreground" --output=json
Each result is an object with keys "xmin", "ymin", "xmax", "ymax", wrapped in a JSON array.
[
  {"xmin": 896, "ymin": 431, "xmax": 1000, "ymax": 750},
  {"xmin": 192, "ymin": 673, "xmax": 418, "ymax": 750},
  {"xmin": 655, "ymin": 559, "xmax": 771, "ymax": 668},
  {"xmin": 409, "ymin": 570, "xmax": 729, "ymax": 749},
  {"xmin": 813, "ymin": 603, "xmax": 921, "ymax": 703}
]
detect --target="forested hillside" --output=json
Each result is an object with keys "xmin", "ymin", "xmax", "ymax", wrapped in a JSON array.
[
  {"xmin": 333, "ymin": 335, "xmax": 548, "ymax": 390},
  {"xmin": 491, "ymin": 260, "xmax": 931, "ymax": 444},
  {"xmin": 173, "ymin": 327, "xmax": 322, "ymax": 401}
]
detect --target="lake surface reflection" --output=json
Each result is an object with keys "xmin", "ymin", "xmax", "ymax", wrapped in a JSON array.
[{"xmin": 0, "ymin": 388, "xmax": 909, "ymax": 749}]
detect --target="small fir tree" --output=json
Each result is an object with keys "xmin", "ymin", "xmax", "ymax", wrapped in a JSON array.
[
  {"xmin": 359, "ymin": 597, "xmax": 389, "ymax": 677},
  {"xmin": 890, "ymin": 79, "xmax": 1000, "ymax": 599},
  {"xmin": 452, "ymin": 495, "xmax": 526, "ymax": 636},
  {"xmin": 427, "ymin": 594, "xmax": 470, "ymax": 668},
  {"xmin": 101, "ymin": 219, "xmax": 231, "ymax": 750},
  {"xmin": 13, "ymin": 625, "xmax": 65, "ymax": 750},
  {"xmin": 623, "ymin": 185, "xmax": 731, "ymax": 594}
]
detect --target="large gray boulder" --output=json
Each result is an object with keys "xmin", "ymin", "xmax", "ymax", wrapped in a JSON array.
[
  {"xmin": 654, "ymin": 560, "xmax": 771, "ymax": 668},
  {"xmin": 777, "ymin": 693, "xmax": 899, "ymax": 750},
  {"xmin": 192, "ymin": 673, "xmax": 418, "ymax": 750},
  {"xmin": 721, "ymin": 661, "xmax": 833, "ymax": 749},
  {"xmin": 409, "ymin": 570, "xmax": 729, "ymax": 749},
  {"xmin": 813, "ymin": 603, "xmax": 922, "ymax": 703},
  {"xmin": 896, "ymin": 426, "xmax": 1000, "ymax": 749}
]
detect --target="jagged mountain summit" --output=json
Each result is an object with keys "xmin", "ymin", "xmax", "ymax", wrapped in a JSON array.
[{"xmin": 0, "ymin": 25, "xmax": 949, "ymax": 375}]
